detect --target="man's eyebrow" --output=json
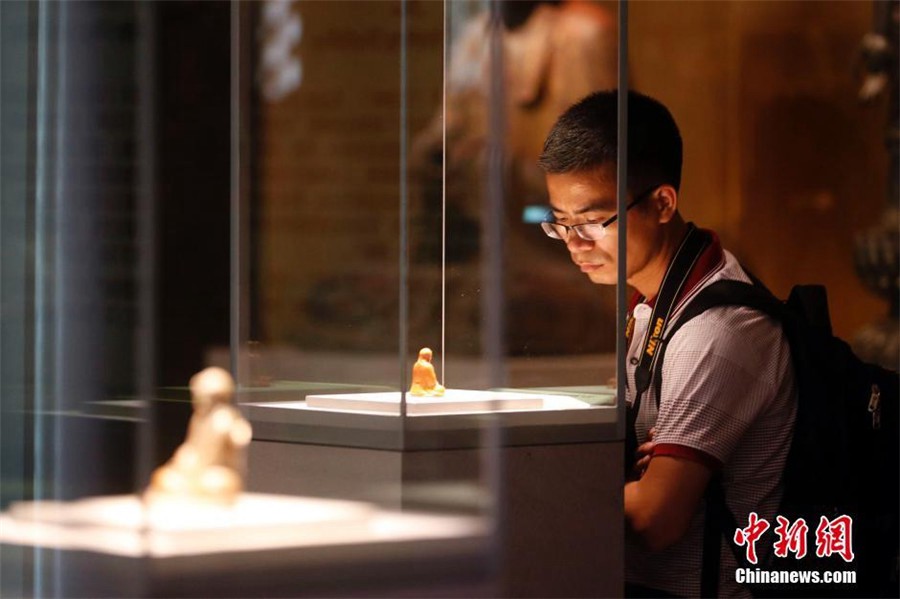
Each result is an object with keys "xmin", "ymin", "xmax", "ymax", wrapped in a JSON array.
[{"xmin": 549, "ymin": 199, "xmax": 617, "ymax": 215}]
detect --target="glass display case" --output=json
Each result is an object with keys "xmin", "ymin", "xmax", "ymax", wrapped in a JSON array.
[
  {"xmin": 0, "ymin": 2, "xmax": 541, "ymax": 597},
  {"xmin": 233, "ymin": 2, "xmax": 626, "ymax": 595},
  {"xmin": 238, "ymin": 0, "xmax": 622, "ymax": 449},
  {"xmin": 1, "ymin": 1, "xmax": 631, "ymax": 597}
]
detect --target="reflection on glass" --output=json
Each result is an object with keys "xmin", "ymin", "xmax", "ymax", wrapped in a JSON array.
[{"xmin": 249, "ymin": 0, "xmax": 621, "ymax": 400}]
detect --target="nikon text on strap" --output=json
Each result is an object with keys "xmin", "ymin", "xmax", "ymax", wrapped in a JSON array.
[
  {"xmin": 624, "ymin": 223, "xmax": 712, "ymax": 484},
  {"xmin": 627, "ymin": 224, "xmax": 712, "ymax": 416}
]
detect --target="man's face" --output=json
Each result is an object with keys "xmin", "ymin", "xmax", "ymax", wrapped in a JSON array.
[{"xmin": 544, "ymin": 163, "xmax": 660, "ymax": 287}]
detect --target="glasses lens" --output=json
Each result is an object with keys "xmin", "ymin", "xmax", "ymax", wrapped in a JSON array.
[
  {"xmin": 576, "ymin": 224, "xmax": 607, "ymax": 241},
  {"xmin": 541, "ymin": 222, "xmax": 564, "ymax": 239}
]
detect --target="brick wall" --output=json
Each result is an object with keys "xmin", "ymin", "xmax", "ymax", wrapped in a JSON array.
[
  {"xmin": 256, "ymin": 0, "xmax": 615, "ymax": 358},
  {"xmin": 257, "ymin": 0, "xmax": 446, "ymax": 352}
]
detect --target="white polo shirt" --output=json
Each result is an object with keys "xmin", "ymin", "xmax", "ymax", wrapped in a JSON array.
[{"xmin": 625, "ymin": 250, "xmax": 798, "ymax": 598}]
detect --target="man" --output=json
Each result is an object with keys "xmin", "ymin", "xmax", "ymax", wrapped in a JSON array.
[{"xmin": 538, "ymin": 90, "xmax": 797, "ymax": 597}]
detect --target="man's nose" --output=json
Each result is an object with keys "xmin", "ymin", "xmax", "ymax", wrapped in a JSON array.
[{"xmin": 565, "ymin": 230, "xmax": 594, "ymax": 252}]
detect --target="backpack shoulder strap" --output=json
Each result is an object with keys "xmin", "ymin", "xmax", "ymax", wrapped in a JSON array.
[
  {"xmin": 650, "ymin": 279, "xmax": 786, "ymax": 405},
  {"xmin": 670, "ymin": 279, "xmax": 784, "ymax": 336}
]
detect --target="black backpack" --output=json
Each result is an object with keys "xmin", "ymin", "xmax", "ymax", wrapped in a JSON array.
[{"xmin": 652, "ymin": 279, "xmax": 899, "ymax": 598}]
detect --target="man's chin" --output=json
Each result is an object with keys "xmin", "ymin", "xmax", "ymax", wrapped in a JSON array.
[{"xmin": 586, "ymin": 270, "xmax": 616, "ymax": 285}]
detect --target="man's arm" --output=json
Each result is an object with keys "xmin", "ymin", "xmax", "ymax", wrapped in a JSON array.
[{"xmin": 624, "ymin": 455, "xmax": 713, "ymax": 552}]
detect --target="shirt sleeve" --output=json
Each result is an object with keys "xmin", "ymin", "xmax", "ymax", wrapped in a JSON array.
[{"xmin": 650, "ymin": 307, "xmax": 790, "ymax": 468}]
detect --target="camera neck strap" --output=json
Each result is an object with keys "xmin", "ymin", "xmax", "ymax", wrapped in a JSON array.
[{"xmin": 630, "ymin": 223, "xmax": 712, "ymax": 403}]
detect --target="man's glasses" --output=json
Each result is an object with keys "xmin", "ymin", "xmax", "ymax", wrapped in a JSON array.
[{"xmin": 540, "ymin": 186, "xmax": 658, "ymax": 242}]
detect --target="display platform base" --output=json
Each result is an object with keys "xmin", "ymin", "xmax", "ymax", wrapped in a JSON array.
[
  {"xmin": 0, "ymin": 493, "xmax": 492, "ymax": 598},
  {"xmin": 306, "ymin": 389, "xmax": 545, "ymax": 414},
  {"xmin": 0, "ymin": 493, "xmax": 485, "ymax": 558},
  {"xmin": 248, "ymin": 386, "xmax": 618, "ymax": 451},
  {"xmin": 4, "ymin": 493, "xmax": 376, "ymax": 557},
  {"xmin": 246, "ymin": 440, "xmax": 624, "ymax": 599}
]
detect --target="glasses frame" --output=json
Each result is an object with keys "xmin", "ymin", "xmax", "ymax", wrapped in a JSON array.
[{"xmin": 541, "ymin": 185, "xmax": 659, "ymax": 241}]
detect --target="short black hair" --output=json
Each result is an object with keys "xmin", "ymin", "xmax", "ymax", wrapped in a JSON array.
[{"xmin": 538, "ymin": 90, "xmax": 683, "ymax": 193}]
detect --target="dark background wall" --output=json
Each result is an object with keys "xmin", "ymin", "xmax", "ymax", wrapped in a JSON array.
[
  {"xmin": 155, "ymin": 1, "xmax": 231, "ymax": 387},
  {"xmin": 629, "ymin": 1, "xmax": 890, "ymax": 339}
]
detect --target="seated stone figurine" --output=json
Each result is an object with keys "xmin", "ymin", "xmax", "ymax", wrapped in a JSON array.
[
  {"xmin": 409, "ymin": 347, "xmax": 445, "ymax": 397},
  {"xmin": 146, "ymin": 367, "xmax": 252, "ymax": 505}
]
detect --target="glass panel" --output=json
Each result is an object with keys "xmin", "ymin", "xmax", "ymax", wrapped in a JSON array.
[
  {"xmin": 250, "ymin": 1, "xmax": 405, "ymax": 390},
  {"xmin": 1, "ymin": 2, "xmax": 154, "ymax": 596},
  {"xmin": 428, "ymin": 2, "xmax": 625, "ymax": 596},
  {"xmin": 429, "ymin": 0, "xmax": 621, "ymax": 397},
  {"xmin": 2, "ymin": 1, "xmax": 497, "ymax": 596},
  {"xmin": 244, "ymin": 0, "xmax": 410, "ymax": 454},
  {"xmin": 242, "ymin": 1, "xmax": 499, "ymax": 587}
]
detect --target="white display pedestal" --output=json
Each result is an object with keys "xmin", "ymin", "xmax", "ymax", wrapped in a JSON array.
[
  {"xmin": 306, "ymin": 389, "xmax": 545, "ymax": 414},
  {"xmin": 0, "ymin": 493, "xmax": 492, "ymax": 598},
  {"xmin": 245, "ymin": 388, "xmax": 623, "ymax": 598}
]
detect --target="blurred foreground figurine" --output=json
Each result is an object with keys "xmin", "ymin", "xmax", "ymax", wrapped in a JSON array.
[
  {"xmin": 146, "ymin": 367, "xmax": 252, "ymax": 505},
  {"xmin": 409, "ymin": 347, "xmax": 445, "ymax": 397}
]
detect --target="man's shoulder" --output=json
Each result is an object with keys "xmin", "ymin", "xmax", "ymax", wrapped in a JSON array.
[
  {"xmin": 671, "ymin": 250, "xmax": 756, "ymax": 327},
  {"xmin": 669, "ymin": 251, "xmax": 788, "ymax": 350},
  {"xmin": 701, "ymin": 249, "xmax": 752, "ymax": 287}
]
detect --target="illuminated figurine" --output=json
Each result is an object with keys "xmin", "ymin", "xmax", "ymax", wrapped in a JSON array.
[
  {"xmin": 409, "ymin": 347, "xmax": 445, "ymax": 397},
  {"xmin": 146, "ymin": 367, "xmax": 252, "ymax": 505}
]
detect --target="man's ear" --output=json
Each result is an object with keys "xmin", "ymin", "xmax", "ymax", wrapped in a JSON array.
[{"xmin": 655, "ymin": 185, "xmax": 678, "ymax": 224}]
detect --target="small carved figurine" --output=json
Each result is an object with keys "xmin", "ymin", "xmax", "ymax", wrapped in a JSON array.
[
  {"xmin": 146, "ymin": 367, "xmax": 252, "ymax": 505},
  {"xmin": 409, "ymin": 347, "xmax": 445, "ymax": 397}
]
